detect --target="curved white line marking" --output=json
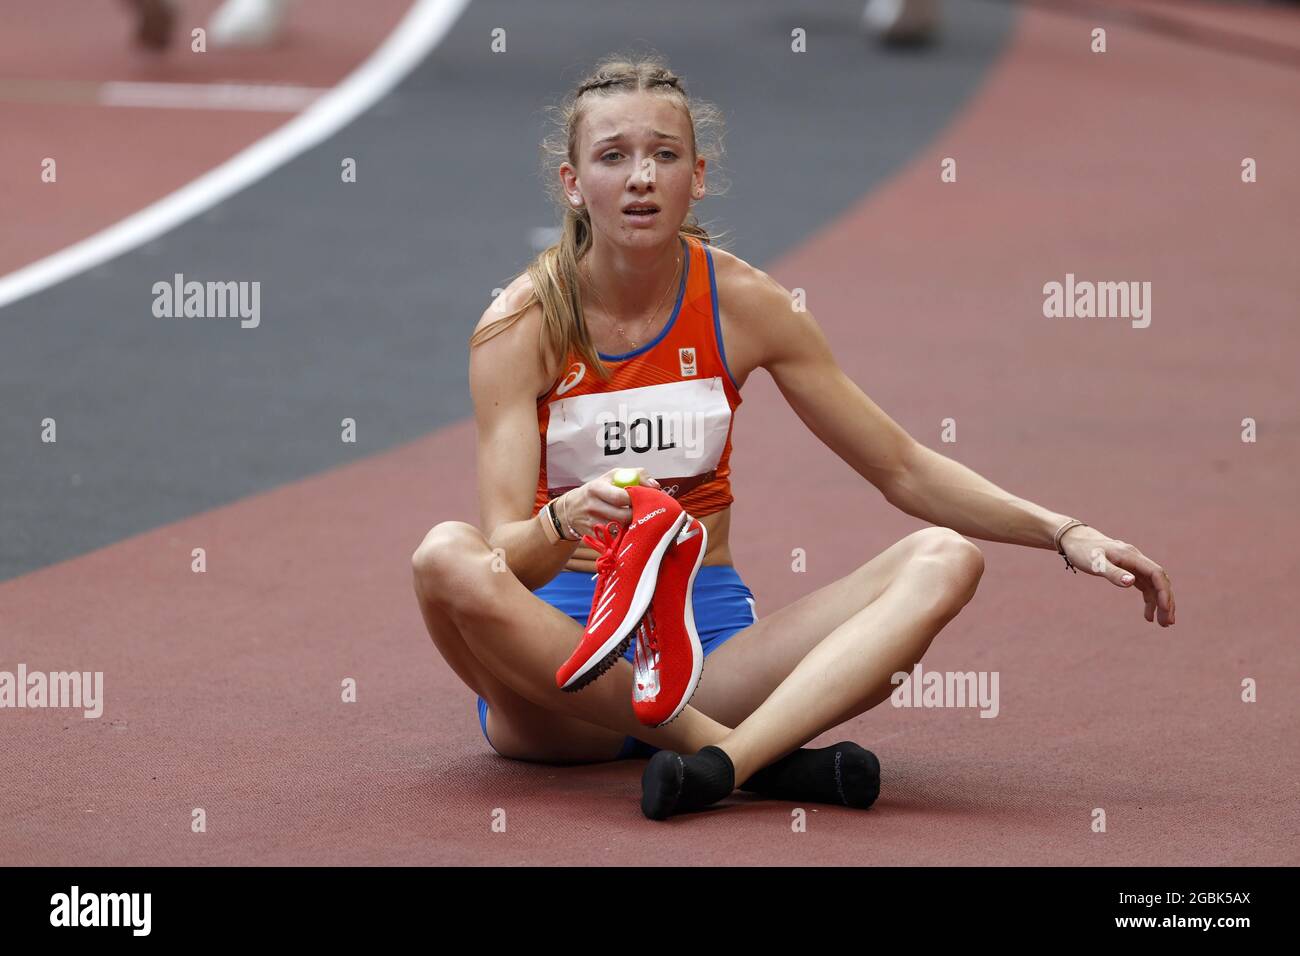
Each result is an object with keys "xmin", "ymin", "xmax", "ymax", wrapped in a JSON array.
[{"xmin": 0, "ymin": 0, "xmax": 470, "ymax": 311}]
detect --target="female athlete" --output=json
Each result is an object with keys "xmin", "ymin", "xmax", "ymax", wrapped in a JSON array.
[{"xmin": 411, "ymin": 55, "xmax": 1176, "ymax": 821}]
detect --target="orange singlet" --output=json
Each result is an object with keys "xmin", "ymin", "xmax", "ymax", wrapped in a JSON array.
[{"xmin": 532, "ymin": 235, "xmax": 743, "ymax": 519}]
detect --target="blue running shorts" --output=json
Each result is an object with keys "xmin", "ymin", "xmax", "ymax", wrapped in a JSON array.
[{"xmin": 476, "ymin": 564, "xmax": 757, "ymax": 760}]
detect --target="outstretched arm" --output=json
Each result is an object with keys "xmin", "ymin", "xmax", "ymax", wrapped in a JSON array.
[{"xmin": 740, "ymin": 268, "xmax": 1176, "ymax": 627}]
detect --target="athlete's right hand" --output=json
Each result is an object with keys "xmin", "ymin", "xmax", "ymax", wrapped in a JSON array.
[{"xmin": 561, "ymin": 468, "xmax": 662, "ymax": 539}]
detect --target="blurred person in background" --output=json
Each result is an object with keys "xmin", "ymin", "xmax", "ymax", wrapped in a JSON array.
[
  {"xmin": 862, "ymin": 0, "xmax": 941, "ymax": 46},
  {"xmin": 123, "ymin": 0, "xmax": 291, "ymax": 50}
]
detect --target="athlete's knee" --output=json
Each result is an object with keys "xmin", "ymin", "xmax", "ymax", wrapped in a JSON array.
[
  {"xmin": 411, "ymin": 521, "xmax": 489, "ymax": 601},
  {"xmin": 905, "ymin": 528, "xmax": 984, "ymax": 605}
]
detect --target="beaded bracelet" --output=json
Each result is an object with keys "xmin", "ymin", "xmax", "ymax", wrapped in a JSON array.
[
  {"xmin": 1053, "ymin": 518, "xmax": 1088, "ymax": 573},
  {"xmin": 556, "ymin": 494, "xmax": 581, "ymax": 542},
  {"xmin": 539, "ymin": 494, "xmax": 581, "ymax": 543}
]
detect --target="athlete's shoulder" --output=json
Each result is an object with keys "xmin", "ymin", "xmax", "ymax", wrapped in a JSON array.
[
  {"xmin": 474, "ymin": 272, "xmax": 540, "ymax": 334},
  {"xmin": 706, "ymin": 243, "xmax": 796, "ymax": 323},
  {"xmin": 469, "ymin": 272, "xmax": 552, "ymax": 399},
  {"xmin": 706, "ymin": 243, "xmax": 830, "ymax": 375}
]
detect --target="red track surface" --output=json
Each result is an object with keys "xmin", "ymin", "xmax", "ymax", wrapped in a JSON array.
[
  {"xmin": 0, "ymin": 0, "xmax": 414, "ymax": 276},
  {"xmin": 3, "ymin": 5, "xmax": 1298, "ymax": 864}
]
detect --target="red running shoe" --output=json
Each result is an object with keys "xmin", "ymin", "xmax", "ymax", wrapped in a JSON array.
[
  {"xmin": 632, "ymin": 514, "xmax": 708, "ymax": 727},
  {"xmin": 555, "ymin": 486, "xmax": 686, "ymax": 692}
]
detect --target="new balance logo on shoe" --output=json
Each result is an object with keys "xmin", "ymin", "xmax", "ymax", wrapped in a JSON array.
[
  {"xmin": 633, "ymin": 507, "xmax": 666, "ymax": 528},
  {"xmin": 677, "ymin": 525, "xmax": 701, "ymax": 544}
]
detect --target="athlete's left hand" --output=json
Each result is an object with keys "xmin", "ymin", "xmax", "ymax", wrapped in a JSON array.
[{"xmin": 1059, "ymin": 525, "xmax": 1176, "ymax": 627}]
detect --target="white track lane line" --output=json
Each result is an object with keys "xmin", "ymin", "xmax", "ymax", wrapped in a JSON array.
[
  {"xmin": 0, "ymin": 0, "xmax": 470, "ymax": 311},
  {"xmin": 98, "ymin": 81, "xmax": 328, "ymax": 112}
]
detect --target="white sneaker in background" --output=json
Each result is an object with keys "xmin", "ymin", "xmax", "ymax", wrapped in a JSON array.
[
  {"xmin": 861, "ymin": 0, "xmax": 941, "ymax": 47},
  {"xmin": 208, "ymin": 0, "xmax": 292, "ymax": 49}
]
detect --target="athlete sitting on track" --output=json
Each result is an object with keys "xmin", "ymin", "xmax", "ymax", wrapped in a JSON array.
[{"xmin": 411, "ymin": 54, "xmax": 1176, "ymax": 821}]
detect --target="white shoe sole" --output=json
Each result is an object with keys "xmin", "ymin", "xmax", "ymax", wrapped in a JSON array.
[{"xmin": 651, "ymin": 519, "xmax": 708, "ymax": 727}]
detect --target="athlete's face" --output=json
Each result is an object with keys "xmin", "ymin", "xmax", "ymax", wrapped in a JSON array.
[{"xmin": 563, "ymin": 92, "xmax": 706, "ymax": 247}]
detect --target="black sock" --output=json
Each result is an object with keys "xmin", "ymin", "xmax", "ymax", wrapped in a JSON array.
[
  {"xmin": 641, "ymin": 745, "xmax": 735, "ymax": 820},
  {"xmin": 738, "ymin": 743, "xmax": 881, "ymax": 809}
]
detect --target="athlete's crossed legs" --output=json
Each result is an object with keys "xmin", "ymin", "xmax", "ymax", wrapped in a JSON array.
[{"xmin": 411, "ymin": 523, "xmax": 983, "ymax": 786}]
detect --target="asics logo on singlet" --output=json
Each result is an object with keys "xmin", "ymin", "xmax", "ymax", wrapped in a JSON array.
[
  {"xmin": 554, "ymin": 362, "xmax": 586, "ymax": 396},
  {"xmin": 633, "ymin": 507, "xmax": 666, "ymax": 528}
]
